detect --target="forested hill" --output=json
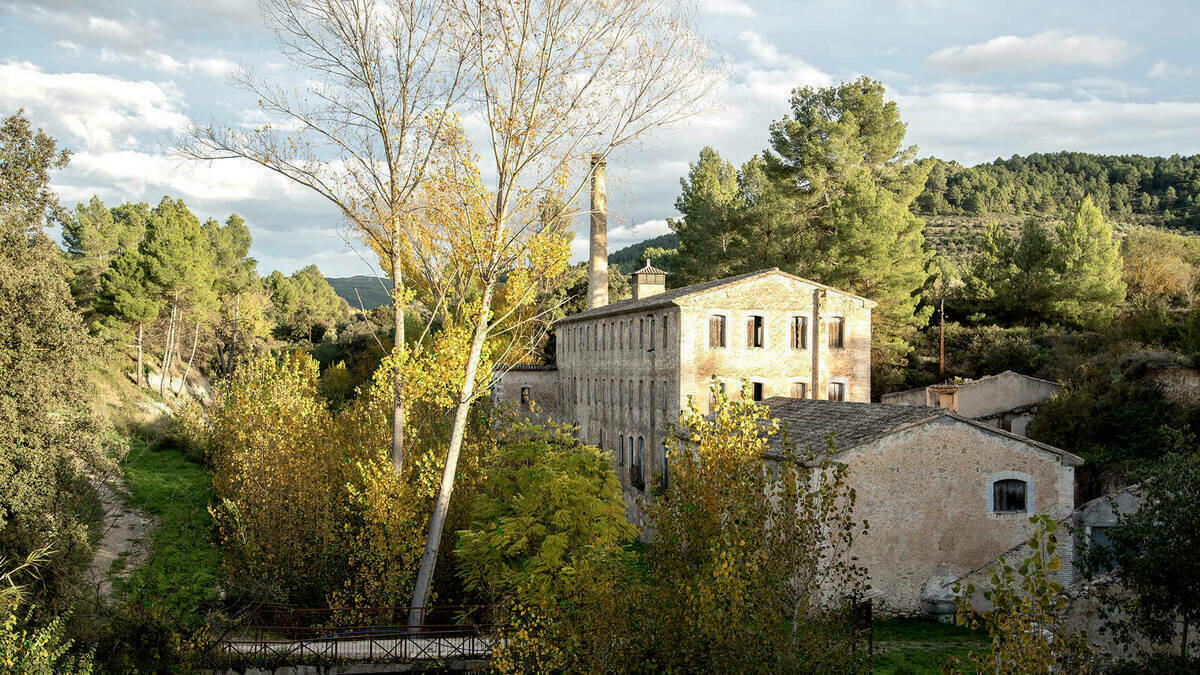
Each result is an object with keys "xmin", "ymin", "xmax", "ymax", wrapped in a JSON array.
[
  {"xmin": 326, "ymin": 275, "xmax": 391, "ymax": 310},
  {"xmin": 614, "ymin": 152, "xmax": 1200, "ymax": 264},
  {"xmin": 608, "ymin": 232, "xmax": 679, "ymax": 274}
]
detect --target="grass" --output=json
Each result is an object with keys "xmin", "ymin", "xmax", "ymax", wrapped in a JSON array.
[
  {"xmin": 118, "ymin": 436, "xmax": 222, "ymax": 629},
  {"xmin": 871, "ymin": 617, "xmax": 987, "ymax": 674}
]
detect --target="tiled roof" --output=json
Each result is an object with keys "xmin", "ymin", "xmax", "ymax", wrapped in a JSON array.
[
  {"xmin": 759, "ymin": 396, "xmax": 1083, "ymax": 466},
  {"xmin": 556, "ymin": 268, "xmax": 873, "ymax": 324},
  {"xmin": 761, "ymin": 397, "xmax": 944, "ymax": 455},
  {"xmin": 634, "ymin": 260, "xmax": 668, "ymax": 275}
]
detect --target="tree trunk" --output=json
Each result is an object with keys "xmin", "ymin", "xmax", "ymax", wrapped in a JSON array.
[
  {"xmin": 160, "ymin": 300, "xmax": 177, "ymax": 399},
  {"xmin": 407, "ymin": 279, "xmax": 495, "ymax": 631},
  {"xmin": 229, "ymin": 293, "xmax": 240, "ymax": 376},
  {"xmin": 136, "ymin": 322, "xmax": 144, "ymax": 387},
  {"xmin": 391, "ymin": 225, "xmax": 406, "ymax": 475},
  {"xmin": 180, "ymin": 320, "xmax": 200, "ymax": 397}
]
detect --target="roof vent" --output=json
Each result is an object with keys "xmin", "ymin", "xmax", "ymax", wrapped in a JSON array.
[{"xmin": 633, "ymin": 258, "xmax": 667, "ymax": 301}]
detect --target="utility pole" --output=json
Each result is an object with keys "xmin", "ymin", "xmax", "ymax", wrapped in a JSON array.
[{"xmin": 939, "ymin": 295, "xmax": 946, "ymax": 380}]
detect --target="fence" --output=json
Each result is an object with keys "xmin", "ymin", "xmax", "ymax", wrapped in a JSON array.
[{"xmin": 206, "ymin": 605, "xmax": 500, "ymax": 669}]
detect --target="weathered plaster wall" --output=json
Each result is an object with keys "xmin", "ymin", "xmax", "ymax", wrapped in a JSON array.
[
  {"xmin": 492, "ymin": 368, "xmax": 559, "ymax": 424},
  {"xmin": 953, "ymin": 372, "xmax": 1060, "ymax": 419},
  {"xmin": 676, "ymin": 275, "xmax": 872, "ymax": 410},
  {"xmin": 837, "ymin": 418, "xmax": 1074, "ymax": 612}
]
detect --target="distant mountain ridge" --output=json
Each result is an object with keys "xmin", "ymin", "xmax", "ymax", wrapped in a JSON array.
[{"xmin": 326, "ymin": 275, "xmax": 391, "ymax": 310}]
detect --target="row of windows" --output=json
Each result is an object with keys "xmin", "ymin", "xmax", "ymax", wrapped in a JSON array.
[
  {"xmin": 708, "ymin": 315, "xmax": 845, "ymax": 350},
  {"xmin": 565, "ymin": 377, "xmax": 671, "ymax": 425},
  {"xmin": 561, "ymin": 314, "xmax": 671, "ymax": 356},
  {"xmin": 708, "ymin": 379, "xmax": 846, "ymax": 408},
  {"xmin": 610, "ymin": 433, "xmax": 667, "ymax": 493}
]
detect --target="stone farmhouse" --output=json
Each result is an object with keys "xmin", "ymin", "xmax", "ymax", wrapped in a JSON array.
[
  {"xmin": 882, "ymin": 370, "xmax": 1061, "ymax": 436},
  {"xmin": 492, "ymin": 157, "xmax": 1082, "ymax": 613},
  {"xmin": 762, "ymin": 397, "xmax": 1082, "ymax": 611}
]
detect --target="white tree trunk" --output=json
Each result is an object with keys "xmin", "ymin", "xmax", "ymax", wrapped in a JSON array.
[
  {"xmin": 407, "ymin": 280, "xmax": 495, "ymax": 631},
  {"xmin": 179, "ymin": 320, "xmax": 200, "ymax": 396},
  {"xmin": 159, "ymin": 300, "xmax": 177, "ymax": 399},
  {"xmin": 136, "ymin": 322, "xmax": 144, "ymax": 387}
]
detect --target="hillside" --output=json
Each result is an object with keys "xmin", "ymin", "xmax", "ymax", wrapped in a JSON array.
[
  {"xmin": 609, "ymin": 232, "xmax": 679, "ymax": 274},
  {"xmin": 326, "ymin": 275, "xmax": 392, "ymax": 310}
]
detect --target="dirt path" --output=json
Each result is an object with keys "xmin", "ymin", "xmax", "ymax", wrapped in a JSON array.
[{"xmin": 86, "ymin": 477, "xmax": 154, "ymax": 599}]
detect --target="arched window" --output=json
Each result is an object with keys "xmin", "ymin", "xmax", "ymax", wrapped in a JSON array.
[{"xmin": 988, "ymin": 472, "xmax": 1034, "ymax": 514}]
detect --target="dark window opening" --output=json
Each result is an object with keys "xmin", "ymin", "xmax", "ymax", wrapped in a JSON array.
[
  {"xmin": 709, "ymin": 315, "xmax": 726, "ymax": 348},
  {"xmin": 993, "ymin": 479, "xmax": 1027, "ymax": 513},
  {"xmin": 619, "ymin": 436, "xmax": 625, "ymax": 466},
  {"xmin": 828, "ymin": 317, "xmax": 845, "ymax": 349},
  {"xmin": 747, "ymin": 315, "xmax": 764, "ymax": 348},
  {"xmin": 752, "ymin": 382, "xmax": 765, "ymax": 401},
  {"xmin": 662, "ymin": 314, "xmax": 669, "ymax": 348},
  {"xmin": 519, "ymin": 386, "xmax": 530, "ymax": 407},
  {"xmin": 792, "ymin": 316, "xmax": 808, "ymax": 349}
]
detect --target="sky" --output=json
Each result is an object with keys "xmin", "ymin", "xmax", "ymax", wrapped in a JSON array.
[{"xmin": 2, "ymin": 0, "xmax": 1199, "ymax": 278}]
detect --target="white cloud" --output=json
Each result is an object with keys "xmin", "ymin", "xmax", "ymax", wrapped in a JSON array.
[
  {"xmin": 99, "ymin": 47, "xmax": 237, "ymax": 78},
  {"xmin": 898, "ymin": 90, "xmax": 1200, "ymax": 164},
  {"xmin": 1149, "ymin": 60, "xmax": 1193, "ymax": 80},
  {"xmin": 53, "ymin": 40, "xmax": 81, "ymax": 53},
  {"xmin": 1070, "ymin": 77, "xmax": 1145, "ymax": 99},
  {"xmin": 609, "ymin": 218, "xmax": 672, "ymax": 243},
  {"xmin": 0, "ymin": 61, "xmax": 188, "ymax": 151},
  {"xmin": 699, "ymin": 0, "xmax": 757, "ymax": 19},
  {"xmin": 927, "ymin": 31, "xmax": 1133, "ymax": 75}
]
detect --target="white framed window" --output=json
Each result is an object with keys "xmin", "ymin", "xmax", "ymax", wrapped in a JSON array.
[
  {"xmin": 828, "ymin": 316, "xmax": 845, "ymax": 349},
  {"xmin": 791, "ymin": 315, "xmax": 808, "ymax": 350},
  {"xmin": 708, "ymin": 314, "xmax": 727, "ymax": 348},
  {"xmin": 747, "ymin": 315, "xmax": 765, "ymax": 348},
  {"xmin": 988, "ymin": 471, "xmax": 1034, "ymax": 514}
]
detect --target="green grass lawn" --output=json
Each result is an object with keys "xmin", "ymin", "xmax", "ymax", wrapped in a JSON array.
[
  {"xmin": 871, "ymin": 617, "xmax": 987, "ymax": 674},
  {"xmin": 118, "ymin": 437, "xmax": 222, "ymax": 629}
]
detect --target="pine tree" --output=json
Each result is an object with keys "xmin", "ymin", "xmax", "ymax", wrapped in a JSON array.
[
  {"xmin": 1052, "ymin": 196, "xmax": 1125, "ymax": 328},
  {"xmin": 138, "ymin": 197, "xmax": 214, "ymax": 397},
  {"xmin": 762, "ymin": 76, "xmax": 932, "ymax": 383},
  {"xmin": 95, "ymin": 249, "xmax": 161, "ymax": 386},
  {"xmin": 670, "ymin": 146, "xmax": 742, "ymax": 284}
]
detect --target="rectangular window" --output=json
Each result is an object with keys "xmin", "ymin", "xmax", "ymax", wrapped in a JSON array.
[
  {"xmin": 827, "ymin": 381, "xmax": 846, "ymax": 401},
  {"xmin": 639, "ymin": 319, "xmax": 645, "ymax": 349},
  {"xmin": 792, "ymin": 316, "xmax": 808, "ymax": 349},
  {"xmin": 619, "ymin": 436, "xmax": 625, "ymax": 466},
  {"xmin": 828, "ymin": 317, "xmax": 845, "ymax": 349},
  {"xmin": 650, "ymin": 381, "xmax": 656, "ymax": 427},
  {"xmin": 790, "ymin": 381, "xmax": 807, "ymax": 399},
  {"xmin": 661, "ymin": 443, "xmax": 669, "ymax": 492},
  {"xmin": 752, "ymin": 382, "xmax": 765, "ymax": 401},
  {"xmin": 649, "ymin": 316, "xmax": 655, "ymax": 351},
  {"xmin": 662, "ymin": 314, "xmax": 669, "ymax": 348},
  {"xmin": 519, "ymin": 386, "xmax": 530, "ymax": 407},
  {"xmin": 708, "ymin": 315, "xmax": 726, "ymax": 348},
  {"xmin": 635, "ymin": 437, "xmax": 645, "ymax": 489},
  {"xmin": 993, "ymin": 479, "xmax": 1028, "ymax": 513},
  {"xmin": 747, "ymin": 316, "xmax": 764, "ymax": 348}
]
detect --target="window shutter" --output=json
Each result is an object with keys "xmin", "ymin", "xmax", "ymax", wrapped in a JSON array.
[{"xmin": 746, "ymin": 318, "xmax": 754, "ymax": 346}]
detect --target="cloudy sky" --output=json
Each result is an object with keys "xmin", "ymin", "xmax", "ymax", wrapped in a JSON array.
[{"xmin": 3, "ymin": 0, "xmax": 1199, "ymax": 277}]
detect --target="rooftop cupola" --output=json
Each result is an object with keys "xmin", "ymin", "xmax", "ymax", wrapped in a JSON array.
[{"xmin": 632, "ymin": 259, "xmax": 667, "ymax": 300}]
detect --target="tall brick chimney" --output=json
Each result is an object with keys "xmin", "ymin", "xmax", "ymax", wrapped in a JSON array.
[{"xmin": 587, "ymin": 154, "xmax": 608, "ymax": 310}]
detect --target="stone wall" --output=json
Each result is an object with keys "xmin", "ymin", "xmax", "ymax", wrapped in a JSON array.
[
  {"xmin": 492, "ymin": 367, "xmax": 559, "ymax": 424},
  {"xmin": 831, "ymin": 417, "xmax": 1075, "ymax": 613}
]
